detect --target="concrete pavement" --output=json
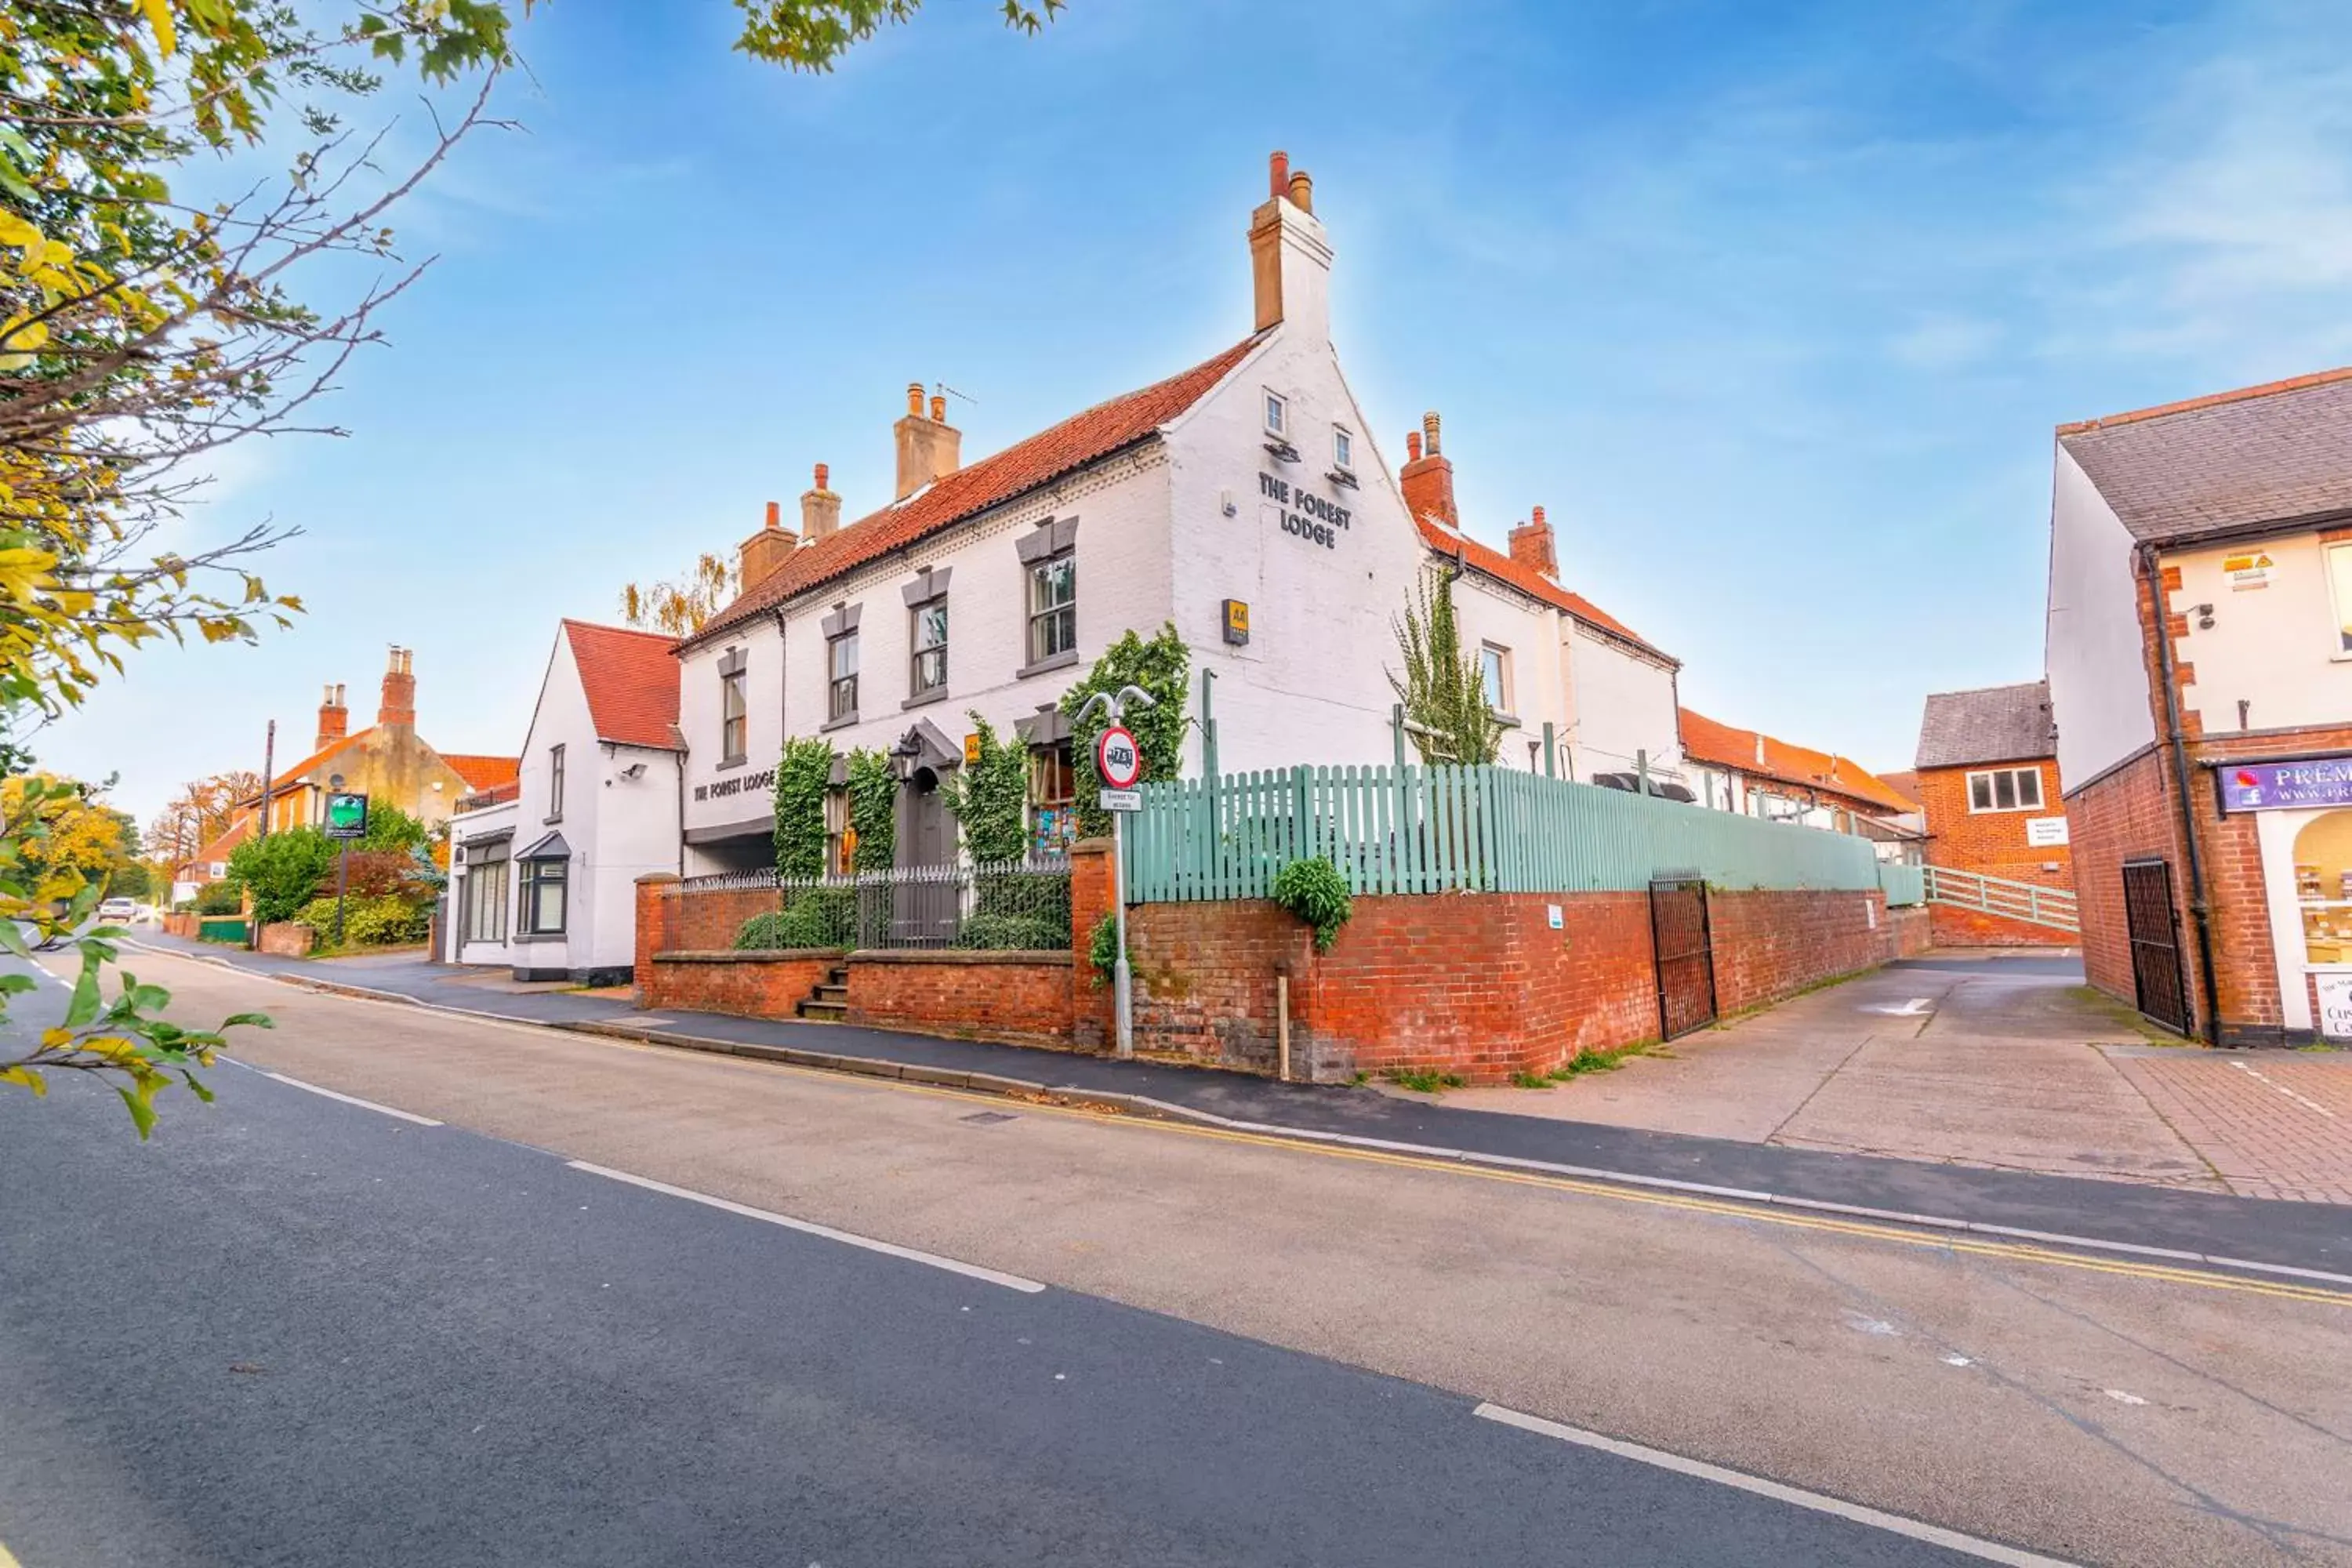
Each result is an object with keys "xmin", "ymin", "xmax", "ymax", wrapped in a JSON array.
[{"xmin": 13, "ymin": 953, "xmax": 2350, "ymax": 1566}]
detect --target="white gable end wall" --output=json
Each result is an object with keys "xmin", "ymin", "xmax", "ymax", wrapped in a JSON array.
[{"xmin": 2046, "ymin": 445, "xmax": 2157, "ymax": 790}]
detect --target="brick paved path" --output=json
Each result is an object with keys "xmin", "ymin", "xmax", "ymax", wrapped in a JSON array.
[{"xmin": 2111, "ymin": 1051, "xmax": 2352, "ymax": 1205}]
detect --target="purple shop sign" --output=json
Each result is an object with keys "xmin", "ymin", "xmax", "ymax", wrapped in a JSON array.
[{"xmin": 2216, "ymin": 757, "xmax": 2352, "ymax": 813}]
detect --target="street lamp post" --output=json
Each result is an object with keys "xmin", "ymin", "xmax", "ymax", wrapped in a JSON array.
[{"xmin": 1075, "ymin": 684, "xmax": 1156, "ymax": 1060}]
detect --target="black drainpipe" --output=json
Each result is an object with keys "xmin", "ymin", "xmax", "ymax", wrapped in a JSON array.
[{"xmin": 2140, "ymin": 543, "xmax": 2223, "ymax": 1046}]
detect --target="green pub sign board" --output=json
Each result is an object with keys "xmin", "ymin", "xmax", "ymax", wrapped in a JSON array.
[{"xmin": 325, "ymin": 791, "xmax": 370, "ymax": 840}]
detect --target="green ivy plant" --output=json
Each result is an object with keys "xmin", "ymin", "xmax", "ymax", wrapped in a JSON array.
[
  {"xmin": 844, "ymin": 748, "xmax": 896, "ymax": 871},
  {"xmin": 1389, "ymin": 566, "xmax": 1503, "ymax": 766},
  {"xmin": 1271, "ymin": 855, "xmax": 1353, "ymax": 953},
  {"xmin": 942, "ymin": 713, "xmax": 1029, "ymax": 865},
  {"xmin": 1063, "ymin": 623, "xmax": 1192, "ymax": 840},
  {"xmin": 1086, "ymin": 913, "xmax": 1126, "ymax": 987},
  {"xmin": 772, "ymin": 737, "xmax": 833, "ymax": 880}
]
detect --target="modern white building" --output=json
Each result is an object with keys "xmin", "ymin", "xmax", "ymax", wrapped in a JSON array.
[
  {"xmin": 444, "ymin": 619, "xmax": 683, "ymax": 984},
  {"xmin": 672, "ymin": 152, "xmax": 1684, "ymax": 873}
]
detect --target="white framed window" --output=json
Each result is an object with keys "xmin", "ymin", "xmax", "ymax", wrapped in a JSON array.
[
  {"xmin": 547, "ymin": 743, "xmax": 565, "ymax": 822},
  {"xmin": 1966, "ymin": 766, "xmax": 2044, "ymax": 813},
  {"xmin": 827, "ymin": 631, "xmax": 858, "ymax": 722},
  {"xmin": 1332, "ymin": 427, "xmax": 1354, "ymax": 473},
  {"xmin": 910, "ymin": 601, "xmax": 948, "ymax": 697},
  {"xmin": 1263, "ymin": 391, "xmax": 1287, "ymax": 437},
  {"xmin": 520, "ymin": 856, "xmax": 567, "ymax": 935},
  {"xmin": 1479, "ymin": 643, "xmax": 1512, "ymax": 714},
  {"xmin": 2326, "ymin": 541, "xmax": 2352, "ymax": 656},
  {"xmin": 1028, "ymin": 550, "xmax": 1076, "ymax": 664},
  {"xmin": 720, "ymin": 666, "xmax": 747, "ymax": 764}
]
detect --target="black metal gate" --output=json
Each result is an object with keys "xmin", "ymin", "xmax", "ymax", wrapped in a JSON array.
[
  {"xmin": 2122, "ymin": 858, "xmax": 2190, "ymax": 1036},
  {"xmin": 1650, "ymin": 877, "xmax": 1717, "ymax": 1041}
]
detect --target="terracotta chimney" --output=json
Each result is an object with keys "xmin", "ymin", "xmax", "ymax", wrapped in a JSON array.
[
  {"xmin": 894, "ymin": 383, "xmax": 961, "ymax": 500},
  {"xmin": 740, "ymin": 497, "xmax": 800, "ymax": 591},
  {"xmin": 377, "ymin": 647, "xmax": 415, "ymax": 729},
  {"xmin": 1508, "ymin": 504, "xmax": 1559, "ymax": 579},
  {"xmin": 1247, "ymin": 150, "xmax": 1333, "ymax": 339},
  {"xmin": 1399, "ymin": 410, "xmax": 1457, "ymax": 528},
  {"xmin": 800, "ymin": 462, "xmax": 841, "ymax": 540},
  {"xmin": 314, "ymin": 682, "xmax": 348, "ymax": 753}
]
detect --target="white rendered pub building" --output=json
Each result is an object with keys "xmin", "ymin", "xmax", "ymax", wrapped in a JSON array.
[{"xmin": 673, "ymin": 153, "xmax": 1686, "ymax": 874}]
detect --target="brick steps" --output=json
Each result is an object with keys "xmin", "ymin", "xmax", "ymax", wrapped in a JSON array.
[{"xmin": 797, "ymin": 966, "xmax": 850, "ymax": 1022}]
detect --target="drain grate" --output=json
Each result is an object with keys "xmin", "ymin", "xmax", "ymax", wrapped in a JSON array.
[{"xmin": 958, "ymin": 1110, "xmax": 1018, "ymax": 1127}]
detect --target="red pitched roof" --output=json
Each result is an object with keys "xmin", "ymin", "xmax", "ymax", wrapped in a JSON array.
[
  {"xmin": 191, "ymin": 812, "xmax": 255, "ymax": 866},
  {"xmin": 692, "ymin": 336, "xmax": 1265, "ymax": 641},
  {"xmin": 255, "ymin": 731, "xmax": 367, "ymax": 798},
  {"xmin": 443, "ymin": 753, "xmax": 521, "ymax": 790},
  {"xmin": 1414, "ymin": 516, "xmax": 1671, "ymax": 662},
  {"xmin": 564, "ymin": 619, "xmax": 682, "ymax": 750},
  {"xmin": 1679, "ymin": 707, "xmax": 1917, "ymax": 816}
]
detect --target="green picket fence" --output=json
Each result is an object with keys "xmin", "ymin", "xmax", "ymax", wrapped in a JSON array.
[{"xmin": 1123, "ymin": 763, "xmax": 1882, "ymax": 901}]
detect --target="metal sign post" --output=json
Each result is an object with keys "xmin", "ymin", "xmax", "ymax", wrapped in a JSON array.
[
  {"xmin": 322, "ymin": 782, "xmax": 368, "ymax": 945},
  {"xmin": 1076, "ymin": 694, "xmax": 1154, "ymax": 1060}
]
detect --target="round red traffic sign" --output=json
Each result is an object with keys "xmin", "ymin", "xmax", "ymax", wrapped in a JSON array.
[{"xmin": 1095, "ymin": 725, "xmax": 1144, "ymax": 789}]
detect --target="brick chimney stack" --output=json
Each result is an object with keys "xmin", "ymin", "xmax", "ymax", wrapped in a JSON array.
[
  {"xmin": 894, "ymin": 383, "xmax": 961, "ymax": 500},
  {"xmin": 1399, "ymin": 411, "xmax": 1457, "ymax": 528},
  {"xmin": 740, "ymin": 495, "xmax": 800, "ymax": 592},
  {"xmin": 377, "ymin": 647, "xmax": 415, "ymax": 729},
  {"xmin": 800, "ymin": 463, "xmax": 842, "ymax": 541},
  {"xmin": 1508, "ymin": 504, "xmax": 1559, "ymax": 579},
  {"xmin": 314, "ymin": 682, "xmax": 348, "ymax": 753},
  {"xmin": 1248, "ymin": 149, "xmax": 1333, "ymax": 340}
]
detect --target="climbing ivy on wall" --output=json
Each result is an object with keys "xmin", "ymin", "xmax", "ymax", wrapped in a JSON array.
[
  {"xmin": 772, "ymin": 737, "xmax": 833, "ymax": 880},
  {"xmin": 844, "ymin": 748, "xmax": 897, "ymax": 871},
  {"xmin": 1063, "ymin": 623, "xmax": 1192, "ymax": 839},
  {"xmin": 942, "ymin": 714, "xmax": 1030, "ymax": 866}
]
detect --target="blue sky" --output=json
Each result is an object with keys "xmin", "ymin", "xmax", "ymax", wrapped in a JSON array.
[{"xmin": 45, "ymin": 0, "xmax": 2352, "ymax": 826}]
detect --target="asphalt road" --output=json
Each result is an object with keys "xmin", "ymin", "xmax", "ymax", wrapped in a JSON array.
[{"xmin": 0, "ymin": 1042, "xmax": 1986, "ymax": 1566}]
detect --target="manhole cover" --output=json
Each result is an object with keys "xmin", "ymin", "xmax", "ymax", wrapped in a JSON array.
[{"xmin": 958, "ymin": 1110, "xmax": 1018, "ymax": 1127}]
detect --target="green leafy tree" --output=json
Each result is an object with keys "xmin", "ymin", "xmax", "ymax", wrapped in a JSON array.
[
  {"xmin": 942, "ymin": 714, "xmax": 1029, "ymax": 865},
  {"xmin": 1062, "ymin": 624, "xmax": 1192, "ymax": 839},
  {"xmin": 2, "ymin": 0, "xmax": 1070, "ymax": 1132},
  {"xmin": 1388, "ymin": 568, "xmax": 1503, "ymax": 766},
  {"xmin": 226, "ymin": 826, "xmax": 336, "ymax": 927},
  {"xmin": 358, "ymin": 801, "xmax": 428, "ymax": 852},
  {"xmin": 844, "ymin": 747, "xmax": 896, "ymax": 871},
  {"xmin": 772, "ymin": 737, "xmax": 833, "ymax": 880}
]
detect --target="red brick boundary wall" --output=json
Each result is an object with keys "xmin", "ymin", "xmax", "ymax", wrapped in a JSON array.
[
  {"xmin": 644, "ymin": 949, "xmax": 841, "ymax": 1021},
  {"xmin": 636, "ymin": 869, "xmax": 1905, "ymax": 1083},
  {"xmin": 257, "ymin": 921, "xmax": 315, "ymax": 957},
  {"xmin": 847, "ymin": 950, "xmax": 1075, "ymax": 1046},
  {"xmin": 1889, "ymin": 906, "xmax": 1931, "ymax": 959}
]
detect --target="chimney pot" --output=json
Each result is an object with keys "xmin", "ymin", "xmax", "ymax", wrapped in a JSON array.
[
  {"xmin": 894, "ymin": 381, "xmax": 961, "ymax": 499},
  {"xmin": 930, "ymin": 392, "xmax": 946, "ymax": 423},
  {"xmin": 1287, "ymin": 170, "xmax": 1313, "ymax": 213},
  {"xmin": 1269, "ymin": 150, "xmax": 1289, "ymax": 198},
  {"xmin": 814, "ymin": 462, "xmax": 828, "ymax": 489},
  {"xmin": 906, "ymin": 382, "xmax": 924, "ymax": 417},
  {"xmin": 800, "ymin": 462, "xmax": 840, "ymax": 542},
  {"xmin": 1399, "ymin": 408, "xmax": 1457, "ymax": 528},
  {"xmin": 764, "ymin": 499, "xmax": 781, "ymax": 531}
]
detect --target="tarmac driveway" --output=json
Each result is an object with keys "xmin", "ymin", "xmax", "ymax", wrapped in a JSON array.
[{"xmin": 1439, "ymin": 953, "xmax": 2352, "ymax": 1203}]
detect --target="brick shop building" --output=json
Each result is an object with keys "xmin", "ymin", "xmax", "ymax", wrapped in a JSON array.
[
  {"xmin": 1910, "ymin": 681, "xmax": 2074, "ymax": 946},
  {"xmin": 2047, "ymin": 367, "xmax": 2352, "ymax": 1044}
]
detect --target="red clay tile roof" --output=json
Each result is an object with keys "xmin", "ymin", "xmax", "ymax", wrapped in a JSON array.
[
  {"xmin": 1415, "ymin": 516, "xmax": 1672, "ymax": 663},
  {"xmin": 691, "ymin": 336, "xmax": 1265, "ymax": 642},
  {"xmin": 249, "ymin": 732, "xmax": 367, "ymax": 800},
  {"xmin": 1679, "ymin": 706, "xmax": 1918, "ymax": 817},
  {"xmin": 1878, "ymin": 768, "xmax": 1922, "ymax": 807},
  {"xmin": 442, "ymin": 753, "xmax": 521, "ymax": 790},
  {"xmin": 191, "ymin": 813, "xmax": 255, "ymax": 865},
  {"xmin": 564, "ymin": 619, "xmax": 683, "ymax": 750}
]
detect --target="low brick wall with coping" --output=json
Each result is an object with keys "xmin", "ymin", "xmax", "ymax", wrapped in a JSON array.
[
  {"xmin": 636, "ymin": 861, "xmax": 1907, "ymax": 1084},
  {"xmin": 256, "ymin": 921, "xmax": 315, "ymax": 958}
]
